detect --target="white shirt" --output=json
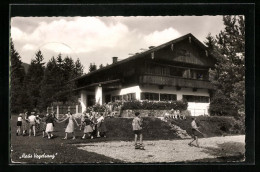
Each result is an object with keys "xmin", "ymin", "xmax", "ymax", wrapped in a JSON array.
[
  {"xmin": 97, "ymin": 116, "xmax": 104, "ymax": 123},
  {"xmin": 18, "ymin": 117, "xmax": 22, "ymax": 121},
  {"xmin": 28, "ymin": 115, "xmax": 36, "ymax": 123},
  {"xmin": 191, "ymin": 120, "xmax": 197, "ymax": 129}
]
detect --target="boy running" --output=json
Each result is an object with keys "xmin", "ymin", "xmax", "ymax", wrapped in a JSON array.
[
  {"xmin": 132, "ymin": 112, "xmax": 144, "ymax": 150},
  {"xmin": 188, "ymin": 117, "xmax": 204, "ymax": 147}
]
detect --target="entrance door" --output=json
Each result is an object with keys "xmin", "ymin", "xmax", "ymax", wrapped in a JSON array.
[
  {"xmin": 105, "ymin": 94, "xmax": 111, "ymax": 103},
  {"xmin": 87, "ymin": 95, "xmax": 95, "ymax": 107}
]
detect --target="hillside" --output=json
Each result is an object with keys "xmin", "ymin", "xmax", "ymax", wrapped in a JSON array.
[{"xmin": 103, "ymin": 116, "xmax": 244, "ymax": 140}]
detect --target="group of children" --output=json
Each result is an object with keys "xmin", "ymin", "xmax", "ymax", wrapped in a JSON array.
[
  {"xmin": 16, "ymin": 110, "xmax": 42, "ymax": 137},
  {"xmin": 16, "ymin": 109, "xmax": 203, "ymax": 150},
  {"xmin": 16, "ymin": 110, "xmax": 107, "ymax": 140},
  {"xmin": 164, "ymin": 109, "xmax": 186, "ymax": 120}
]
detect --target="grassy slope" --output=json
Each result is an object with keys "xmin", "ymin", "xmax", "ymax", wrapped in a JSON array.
[
  {"xmin": 10, "ymin": 115, "xmax": 243, "ymax": 163},
  {"xmin": 170, "ymin": 116, "xmax": 244, "ymax": 138}
]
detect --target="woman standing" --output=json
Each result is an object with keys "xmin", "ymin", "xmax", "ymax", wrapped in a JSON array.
[{"xmin": 59, "ymin": 111, "xmax": 79, "ymax": 140}]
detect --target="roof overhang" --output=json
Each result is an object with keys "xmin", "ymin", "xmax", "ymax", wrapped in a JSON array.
[{"xmin": 73, "ymin": 79, "xmax": 121, "ymax": 91}]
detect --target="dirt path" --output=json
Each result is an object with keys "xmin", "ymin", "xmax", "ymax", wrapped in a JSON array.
[{"xmin": 76, "ymin": 135, "xmax": 245, "ymax": 163}]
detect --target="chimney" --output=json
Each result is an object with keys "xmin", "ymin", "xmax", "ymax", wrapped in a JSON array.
[
  {"xmin": 112, "ymin": 57, "xmax": 118, "ymax": 64},
  {"xmin": 149, "ymin": 46, "xmax": 155, "ymax": 49}
]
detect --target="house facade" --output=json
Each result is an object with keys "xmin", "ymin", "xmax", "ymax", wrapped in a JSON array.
[{"xmin": 73, "ymin": 33, "xmax": 217, "ymax": 116}]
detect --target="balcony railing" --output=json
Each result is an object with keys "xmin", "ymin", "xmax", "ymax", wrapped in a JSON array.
[{"xmin": 139, "ymin": 74, "xmax": 215, "ymax": 90}]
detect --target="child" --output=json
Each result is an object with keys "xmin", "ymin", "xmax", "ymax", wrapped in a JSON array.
[
  {"xmin": 39, "ymin": 114, "xmax": 47, "ymax": 138},
  {"xmin": 22, "ymin": 111, "xmax": 29, "ymax": 136},
  {"xmin": 132, "ymin": 112, "xmax": 144, "ymax": 150},
  {"xmin": 16, "ymin": 114, "xmax": 23, "ymax": 136},
  {"xmin": 28, "ymin": 111, "xmax": 37, "ymax": 136},
  {"xmin": 188, "ymin": 117, "xmax": 204, "ymax": 147},
  {"xmin": 91, "ymin": 112, "xmax": 98, "ymax": 138},
  {"xmin": 81, "ymin": 115, "xmax": 94, "ymax": 139},
  {"xmin": 96, "ymin": 113, "xmax": 107, "ymax": 138},
  {"xmin": 59, "ymin": 111, "xmax": 79, "ymax": 140},
  {"xmin": 79, "ymin": 111, "xmax": 86, "ymax": 131},
  {"xmin": 45, "ymin": 112, "xmax": 56, "ymax": 139}
]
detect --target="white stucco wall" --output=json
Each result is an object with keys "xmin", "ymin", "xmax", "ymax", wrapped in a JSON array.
[
  {"xmin": 95, "ymin": 86, "xmax": 103, "ymax": 105},
  {"xmin": 187, "ymin": 103, "xmax": 210, "ymax": 116},
  {"xmin": 81, "ymin": 84, "xmax": 211, "ymax": 116},
  {"xmin": 140, "ymin": 85, "xmax": 209, "ymax": 99}
]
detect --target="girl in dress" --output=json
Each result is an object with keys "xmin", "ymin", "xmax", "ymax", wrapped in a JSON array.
[
  {"xmin": 45, "ymin": 112, "xmax": 56, "ymax": 139},
  {"xmin": 96, "ymin": 113, "xmax": 107, "ymax": 138},
  {"xmin": 59, "ymin": 111, "xmax": 79, "ymax": 140},
  {"xmin": 81, "ymin": 115, "xmax": 94, "ymax": 139}
]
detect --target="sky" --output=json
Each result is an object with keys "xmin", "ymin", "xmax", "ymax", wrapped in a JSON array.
[{"xmin": 11, "ymin": 16, "xmax": 225, "ymax": 73}]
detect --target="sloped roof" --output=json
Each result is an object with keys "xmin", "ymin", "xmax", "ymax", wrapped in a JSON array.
[{"xmin": 71, "ymin": 33, "xmax": 216, "ymax": 82}]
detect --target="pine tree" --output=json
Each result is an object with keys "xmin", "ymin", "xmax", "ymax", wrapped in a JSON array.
[
  {"xmin": 39, "ymin": 55, "xmax": 84, "ymax": 109},
  {"xmin": 99, "ymin": 64, "xmax": 104, "ymax": 69},
  {"xmin": 39, "ymin": 57, "xmax": 60, "ymax": 109},
  {"xmin": 206, "ymin": 15, "xmax": 245, "ymax": 117},
  {"xmin": 89, "ymin": 63, "xmax": 97, "ymax": 72},
  {"xmin": 74, "ymin": 58, "xmax": 84, "ymax": 77},
  {"xmin": 10, "ymin": 39, "xmax": 28, "ymax": 113},
  {"xmin": 24, "ymin": 50, "xmax": 45, "ymax": 110}
]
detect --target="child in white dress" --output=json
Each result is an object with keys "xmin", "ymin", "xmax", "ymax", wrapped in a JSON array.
[{"xmin": 58, "ymin": 111, "xmax": 79, "ymax": 140}]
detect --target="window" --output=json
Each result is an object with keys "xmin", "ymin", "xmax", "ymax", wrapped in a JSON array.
[
  {"xmin": 113, "ymin": 93, "xmax": 136, "ymax": 101},
  {"xmin": 160, "ymin": 94, "xmax": 177, "ymax": 101},
  {"xmin": 183, "ymin": 95, "xmax": 209, "ymax": 103},
  {"xmin": 170, "ymin": 67, "xmax": 183, "ymax": 77},
  {"xmin": 112, "ymin": 96, "xmax": 122, "ymax": 102},
  {"xmin": 141, "ymin": 92, "xmax": 159, "ymax": 101}
]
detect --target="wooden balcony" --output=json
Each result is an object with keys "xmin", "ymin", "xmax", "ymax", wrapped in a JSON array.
[{"xmin": 139, "ymin": 74, "xmax": 215, "ymax": 90}]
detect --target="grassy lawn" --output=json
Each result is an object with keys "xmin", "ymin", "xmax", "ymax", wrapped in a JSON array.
[
  {"xmin": 10, "ymin": 115, "xmax": 124, "ymax": 163},
  {"xmin": 10, "ymin": 114, "xmax": 244, "ymax": 163},
  {"xmin": 10, "ymin": 115, "xmax": 180, "ymax": 163}
]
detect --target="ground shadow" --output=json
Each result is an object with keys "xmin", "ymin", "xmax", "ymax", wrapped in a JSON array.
[{"xmin": 197, "ymin": 141, "xmax": 245, "ymax": 162}]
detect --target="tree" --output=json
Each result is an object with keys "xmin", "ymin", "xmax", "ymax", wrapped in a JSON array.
[
  {"xmin": 39, "ymin": 56, "xmax": 66, "ymax": 109},
  {"xmin": 206, "ymin": 15, "xmax": 245, "ymax": 117},
  {"xmin": 39, "ymin": 55, "xmax": 84, "ymax": 109},
  {"xmin": 74, "ymin": 58, "xmax": 84, "ymax": 77},
  {"xmin": 99, "ymin": 64, "xmax": 104, "ymax": 69},
  {"xmin": 63, "ymin": 56, "xmax": 75, "ymax": 80},
  {"xmin": 39, "ymin": 57, "xmax": 58, "ymax": 109},
  {"xmin": 89, "ymin": 63, "xmax": 97, "ymax": 72},
  {"xmin": 24, "ymin": 50, "xmax": 45, "ymax": 109},
  {"xmin": 10, "ymin": 39, "xmax": 28, "ymax": 113}
]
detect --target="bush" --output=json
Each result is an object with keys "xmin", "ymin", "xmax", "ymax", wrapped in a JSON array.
[
  {"xmin": 181, "ymin": 110, "xmax": 191, "ymax": 116},
  {"xmin": 121, "ymin": 100, "xmax": 188, "ymax": 110},
  {"xmin": 209, "ymin": 91, "xmax": 238, "ymax": 117}
]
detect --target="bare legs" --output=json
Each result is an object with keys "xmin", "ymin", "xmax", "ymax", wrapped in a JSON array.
[
  {"xmin": 46, "ymin": 132, "xmax": 53, "ymax": 139},
  {"xmin": 16, "ymin": 126, "xmax": 21, "ymax": 136},
  {"xmin": 82, "ymin": 133, "xmax": 93, "ymax": 139},
  {"xmin": 29, "ymin": 126, "xmax": 36, "ymax": 136},
  {"xmin": 134, "ymin": 134, "xmax": 143, "ymax": 147},
  {"xmin": 134, "ymin": 134, "xmax": 138, "ymax": 145},
  {"xmin": 63, "ymin": 132, "xmax": 75, "ymax": 140},
  {"xmin": 189, "ymin": 136, "xmax": 199, "ymax": 147}
]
